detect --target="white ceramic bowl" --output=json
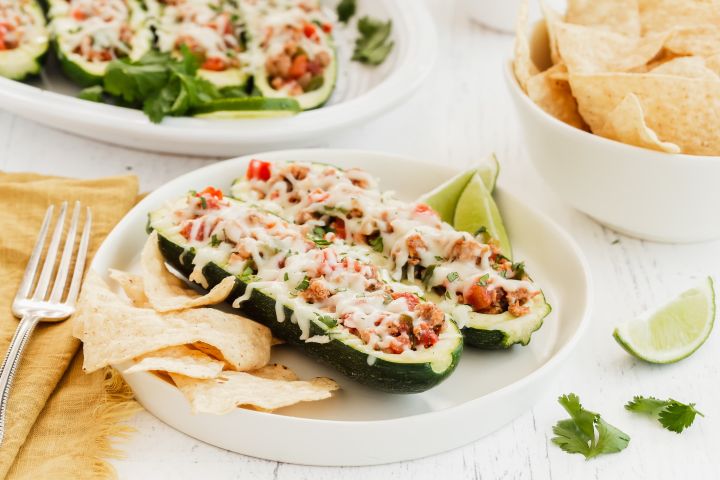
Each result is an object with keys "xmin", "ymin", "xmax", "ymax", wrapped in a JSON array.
[
  {"xmin": 92, "ymin": 149, "xmax": 592, "ymax": 466},
  {"xmin": 504, "ymin": 25, "xmax": 720, "ymax": 243}
]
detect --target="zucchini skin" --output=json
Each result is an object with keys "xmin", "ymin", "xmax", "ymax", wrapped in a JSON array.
[
  {"xmin": 54, "ymin": 41, "xmax": 103, "ymax": 87},
  {"xmin": 155, "ymin": 232, "xmax": 463, "ymax": 394}
]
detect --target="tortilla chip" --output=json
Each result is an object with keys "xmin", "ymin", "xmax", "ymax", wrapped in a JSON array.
[
  {"xmin": 555, "ymin": 21, "xmax": 667, "ymax": 75},
  {"xmin": 639, "ymin": 0, "xmax": 720, "ymax": 34},
  {"xmin": 596, "ymin": 93, "xmax": 680, "ymax": 153},
  {"xmin": 108, "ymin": 269, "xmax": 150, "ymax": 307},
  {"xmin": 170, "ymin": 371, "xmax": 338, "ymax": 414},
  {"xmin": 566, "ymin": 0, "xmax": 641, "ymax": 37},
  {"xmin": 650, "ymin": 56, "xmax": 719, "ymax": 80},
  {"xmin": 78, "ymin": 271, "xmax": 272, "ymax": 372},
  {"xmin": 513, "ymin": 0, "xmax": 539, "ymax": 92},
  {"xmin": 124, "ymin": 345, "xmax": 224, "ymax": 379},
  {"xmin": 664, "ymin": 26, "xmax": 720, "ymax": 57},
  {"xmin": 141, "ymin": 232, "xmax": 236, "ymax": 312},
  {"xmin": 540, "ymin": 0, "xmax": 562, "ymax": 64},
  {"xmin": 527, "ymin": 63, "xmax": 588, "ymax": 130},
  {"xmin": 570, "ymin": 72, "xmax": 720, "ymax": 155},
  {"xmin": 250, "ymin": 363, "xmax": 299, "ymax": 381},
  {"xmin": 704, "ymin": 54, "xmax": 720, "ymax": 77}
]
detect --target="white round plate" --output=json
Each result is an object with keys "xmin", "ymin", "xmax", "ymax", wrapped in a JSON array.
[
  {"xmin": 91, "ymin": 149, "xmax": 592, "ymax": 466},
  {"xmin": 0, "ymin": 1, "xmax": 435, "ymax": 157}
]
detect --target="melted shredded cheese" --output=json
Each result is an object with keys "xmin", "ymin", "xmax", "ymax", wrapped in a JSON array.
[
  {"xmin": 232, "ymin": 162, "xmax": 541, "ymax": 327},
  {"xmin": 158, "ymin": 191, "xmax": 451, "ymax": 355},
  {"xmin": 0, "ymin": 0, "xmax": 45, "ymax": 50}
]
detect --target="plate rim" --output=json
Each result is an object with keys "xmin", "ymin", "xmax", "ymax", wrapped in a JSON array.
[{"xmin": 93, "ymin": 148, "xmax": 593, "ymax": 427}]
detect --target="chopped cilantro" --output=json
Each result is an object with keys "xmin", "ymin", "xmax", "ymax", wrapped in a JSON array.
[
  {"xmin": 477, "ymin": 273, "xmax": 489, "ymax": 286},
  {"xmin": 474, "ymin": 226, "xmax": 487, "ymax": 237},
  {"xmin": 210, "ymin": 234, "xmax": 221, "ymax": 247},
  {"xmin": 284, "ymin": 272, "xmax": 289, "ymax": 282},
  {"xmin": 295, "ymin": 275, "xmax": 310, "ymax": 291},
  {"xmin": 199, "ymin": 196, "xmax": 207, "ymax": 209},
  {"xmin": 337, "ymin": 0, "xmax": 356, "ymax": 23},
  {"xmin": 421, "ymin": 264, "xmax": 436, "ymax": 287},
  {"xmin": 368, "ymin": 234, "xmax": 384, "ymax": 253},
  {"xmin": 447, "ymin": 271, "xmax": 459, "ymax": 282}
]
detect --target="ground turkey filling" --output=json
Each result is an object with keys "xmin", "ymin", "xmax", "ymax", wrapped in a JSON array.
[
  {"xmin": 239, "ymin": 160, "xmax": 540, "ymax": 319},
  {"xmin": 173, "ymin": 187, "xmax": 447, "ymax": 355}
]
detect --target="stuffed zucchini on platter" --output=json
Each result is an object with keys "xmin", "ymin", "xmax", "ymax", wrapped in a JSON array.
[
  {"xmin": 240, "ymin": 0, "xmax": 337, "ymax": 109},
  {"xmin": 148, "ymin": 187, "xmax": 463, "ymax": 393},
  {"xmin": 48, "ymin": 0, "xmax": 153, "ymax": 86},
  {"xmin": 0, "ymin": 0, "xmax": 49, "ymax": 80},
  {"xmin": 146, "ymin": 0, "xmax": 248, "ymax": 89},
  {"xmin": 231, "ymin": 160, "xmax": 551, "ymax": 349}
]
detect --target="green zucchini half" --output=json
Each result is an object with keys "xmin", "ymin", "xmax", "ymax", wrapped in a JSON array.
[
  {"xmin": 147, "ymin": 199, "xmax": 463, "ymax": 394},
  {"xmin": 230, "ymin": 161, "xmax": 551, "ymax": 349},
  {"xmin": 0, "ymin": 0, "xmax": 49, "ymax": 81},
  {"xmin": 49, "ymin": 0, "xmax": 153, "ymax": 86}
]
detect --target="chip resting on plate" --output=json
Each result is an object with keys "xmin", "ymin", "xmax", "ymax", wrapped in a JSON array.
[{"xmin": 123, "ymin": 345, "xmax": 225, "ymax": 379}]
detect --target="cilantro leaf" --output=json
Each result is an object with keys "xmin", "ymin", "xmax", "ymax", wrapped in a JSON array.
[
  {"xmin": 552, "ymin": 393, "xmax": 630, "ymax": 460},
  {"xmin": 296, "ymin": 275, "xmax": 310, "ymax": 291},
  {"xmin": 104, "ymin": 53, "xmax": 171, "ymax": 104},
  {"xmin": 210, "ymin": 234, "xmax": 221, "ymax": 247},
  {"xmin": 352, "ymin": 16, "xmax": 394, "ymax": 66},
  {"xmin": 447, "ymin": 271, "xmax": 459, "ymax": 282},
  {"xmin": 368, "ymin": 234, "xmax": 384, "ymax": 253},
  {"xmin": 477, "ymin": 273, "xmax": 489, "ymax": 286},
  {"xmin": 625, "ymin": 396, "xmax": 703, "ymax": 433},
  {"xmin": 337, "ymin": 0, "xmax": 356, "ymax": 23}
]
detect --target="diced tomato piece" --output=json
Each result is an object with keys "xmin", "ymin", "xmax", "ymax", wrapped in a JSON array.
[
  {"xmin": 72, "ymin": 9, "xmax": 86, "ymax": 20},
  {"xmin": 322, "ymin": 23, "xmax": 332, "ymax": 33},
  {"xmin": 246, "ymin": 159, "xmax": 272, "ymax": 181},
  {"xmin": 415, "ymin": 324, "xmax": 439, "ymax": 348},
  {"xmin": 199, "ymin": 186, "xmax": 223, "ymax": 200},
  {"xmin": 414, "ymin": 203, "xmax": 437, "ymax": 216},
  {"xmin": 465, "ymin": 284, "xmax": 494, "ymax": 311},
  {"xmin": 201, "ymin": 57, "xmax": 226, "ymax": 71},
  {"xmin": 330, "ymin": 218, "xmax": 346, "ymax": 239},
  {"xmin": 289, "ymin": 54, "xmax": 308, "ymax": 79},
  {"xmin": 391, "ymin": 292, "xmax": 420, "ymax": 311},
  {"xmin": 303, "ymin": 23, "xmax": 316, "ymax": 38},
  {"xmin": 0, "ymin": 38, "xmax": 5, "ymax": 52}
]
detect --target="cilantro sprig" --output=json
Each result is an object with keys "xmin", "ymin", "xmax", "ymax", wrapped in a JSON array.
[
  {"xmin": 77, "ymin": 47, "xmax": 257, "ymax": 123},
  {"xmin": 352, "ymin": 16, "xmax": 394, "ymax": 65},
  {"xmin": 551, "ymin": 393, "xmax": 630, "ymax": 460},
  {"xmin": 336, "ymin": 0, "xmax": 356, "ymax": 23},
  {"xmin": 625, "ymin": 396, "xmax": 703, "ymax": 433}
]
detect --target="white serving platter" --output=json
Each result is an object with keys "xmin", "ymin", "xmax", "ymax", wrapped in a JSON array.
[
  {"xmin": 91, "ymin": 149, "xmax": 592, "ymax": 465},
  {"xmin": 0, "ymin": 1, "xmax": 435, "ymax": 156}
]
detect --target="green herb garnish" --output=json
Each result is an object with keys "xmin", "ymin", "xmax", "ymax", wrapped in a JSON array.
[
  {"xmin": 552, "ymin": 393, "xmax": 630, "ymax": 460},
  {"xmin": 210, "ymin": 234, "xmax": 221, "ymax": 247},
  {"xmin": 368, "ymin": 234, "xmax": 384, "ymax": 253},
  {"xmin": 352, "ymin": 16, "xmax": 394, "ymax": 65},
  {"xmin": 625, "ymin": 396, "xmax": 703, "ymax": 433},
  {"xmin": 77, "ymin": 85, "xmax": 104, "ymax": 102},
  {"xmin": 337, "ymin": 0, "xmax": 356, "ymax": 23},
  {"xmin": 296, "ymin": 275, "xmax": 310, "ymax": 291},
  {"xmin": 477, "ymin": 273, "xmax": 489, "ymax": 286},
  {"xmin": 447, "ymin": 271, "xmax": 459, "ymax": 282}
]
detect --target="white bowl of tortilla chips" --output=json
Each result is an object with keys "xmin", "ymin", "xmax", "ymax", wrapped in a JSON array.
[{"xmin": 506, "ymin": 0, "xmax": 720, "ymax": 243}]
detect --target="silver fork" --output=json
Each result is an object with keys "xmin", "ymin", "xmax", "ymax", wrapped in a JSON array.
[{"xmin": 0, "ymin": 202, "xmax": 92, "ymax": 446}]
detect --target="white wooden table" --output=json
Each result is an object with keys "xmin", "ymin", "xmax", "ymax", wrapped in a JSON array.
[{"xmin": 1, "ymin": 1, "xmax": 719, "ymax": 478}]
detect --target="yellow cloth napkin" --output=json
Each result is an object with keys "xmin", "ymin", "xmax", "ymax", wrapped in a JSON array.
[{"xmin": 0, "ymin": 173, "xmax": 141, "ymax": 479}]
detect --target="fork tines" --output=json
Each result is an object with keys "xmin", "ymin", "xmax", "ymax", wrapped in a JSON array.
[{"xmin": 17, "ymin": 202, "xmax": 92, "ymax": 306}]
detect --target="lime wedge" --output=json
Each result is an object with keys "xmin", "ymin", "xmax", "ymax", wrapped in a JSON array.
[
  {"xmin": 453, "ymin": 172, "xmax": 512, "ymax": 258},
  {"xmin": 613, "ymin": 277, "xmax": 715, "ymax": 364},
  {"xmin": 419, "ymin": 154, "xmax": 500, "ymax": 224}
]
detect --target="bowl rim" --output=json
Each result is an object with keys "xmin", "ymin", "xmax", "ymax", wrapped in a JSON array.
[
  {"xmin": 503, "ymin": 30, "xmax": 720, "ymax": 163},
  {"xmin": 99, "ymin": 148, "xmax": 594, "ymax": 428}
]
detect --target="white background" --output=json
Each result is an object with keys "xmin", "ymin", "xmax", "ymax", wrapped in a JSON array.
[{"xmin": 1, "ymin": 0, "xmax": 719, "ymax": 478}]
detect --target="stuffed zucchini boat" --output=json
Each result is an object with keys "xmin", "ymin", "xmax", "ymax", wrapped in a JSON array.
[
  {"xmin": 231, "ymin": 160, "xmax": 551, "ymax": 349},
  {"xmin": 146, "ymin": 0, "xmax": 248, "ymax": 89},
  {"xmin": 148, "ymin": 187, "xmax": 463, "ymax": 393},
  {"xmin": 0, "ymin": 0, "xmax": 49, "ymax": 80},
  {"xmin": 48, "ymin": 0, "xmax": 153, "ymax": 86},
  {"xmin": 239, "ymin": 0, "xmax": 337, "ymax": 109}
]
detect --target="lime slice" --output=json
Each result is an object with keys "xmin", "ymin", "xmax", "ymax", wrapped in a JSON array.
[
  {"xmin": 193, "ymin": 97, "xmax": 301, "ymax": 119},
  {"xmin": 613, "ymin": 277, "xmax": 715, "ymax": 364},
  {"xmin": 453, "ymin": 172, "xmax": 512, "ymax": 258},
  {"xmin": 419, "ymin": 154, "xmax": 500, "ymax": 224}
]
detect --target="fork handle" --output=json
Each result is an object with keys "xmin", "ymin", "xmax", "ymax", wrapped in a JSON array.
[{"xmin": 0, "ymin": 314, "xmax": 40, "ymax": 446}]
